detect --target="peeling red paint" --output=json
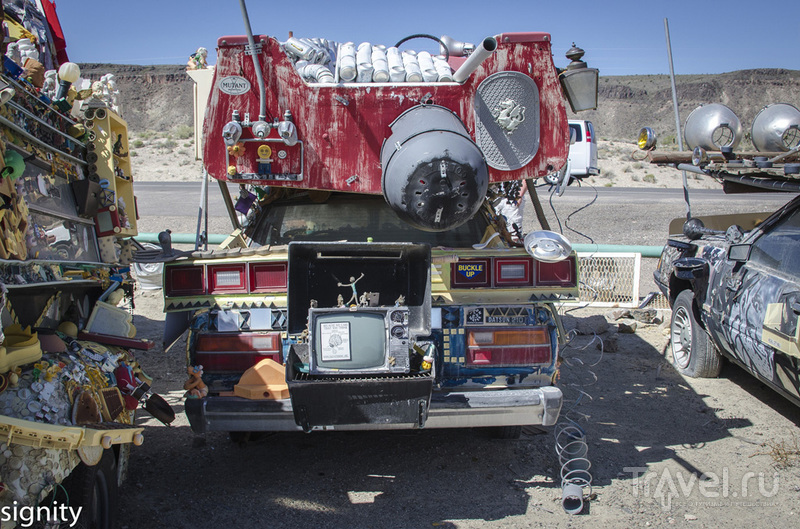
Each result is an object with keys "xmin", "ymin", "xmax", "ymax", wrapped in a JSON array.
[{"xmin": 204, "ymin": 34, "xmax": 570, "ymax": 193}]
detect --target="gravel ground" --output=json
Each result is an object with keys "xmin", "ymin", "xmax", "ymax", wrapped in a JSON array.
[
  {"xmin": 118, "ymin": 177, "xmax": 800, "ymax": 528},
  {"xmin": 122, "ymin": 293, "xmax": 800, "ymax": 529}
]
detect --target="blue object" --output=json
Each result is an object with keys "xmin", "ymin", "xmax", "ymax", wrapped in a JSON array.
[{"xmin": 3, "ymin": 56, "xmax": 22, "ymax": 78}]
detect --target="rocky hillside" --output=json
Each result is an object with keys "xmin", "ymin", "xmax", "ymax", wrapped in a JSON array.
[
  {"xmin": 575, "ymin": 69, "xmax": 800, "ymax": 144},
  {"xmin": 78, "ymin": 63, "xmax": 194, "ymax": 133},
  {"xmin": 80, "ymin": 63, "xmax": 800, "ymax": 145}
]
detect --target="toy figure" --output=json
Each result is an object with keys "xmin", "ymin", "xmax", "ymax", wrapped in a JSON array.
[
  {"xmin": 183, "ymin": 365, "xmax": 208, "ymax": 398},
  {"xmin": 113, "ymin": 134, "xmax": 127, "ymax": 157},
  {"xmin": 336, "ymin": 294, "xmax": 344, "ymax": 307},
  {"xmin": 337, "ymin": 273, "xmax": 364, "ymax": 306},
  {"xmin": 187, "ymin": 47, "xmax": 209, "ymax": 70}
]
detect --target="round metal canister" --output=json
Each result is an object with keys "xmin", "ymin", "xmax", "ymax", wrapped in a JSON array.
[
  {"xmin": 751, "ymin": 103, "xmax": 800, "ymax": 152},
  {"xmin": 381, "ymin": 104, "xmax": 488, "ymax": 232},
  {"xmin": 684, "ymin": 103, "xmax": 742, "ymax": 151}
]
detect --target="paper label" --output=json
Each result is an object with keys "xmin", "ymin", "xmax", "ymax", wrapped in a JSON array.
[{"xmin": 320, "ymin": 321, "xmax": 351, "ymax": 361}]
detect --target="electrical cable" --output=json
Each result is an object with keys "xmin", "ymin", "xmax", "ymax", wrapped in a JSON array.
[{"xmin": 564, "ymin": 182, "xmax": 598, "ymax": 244}]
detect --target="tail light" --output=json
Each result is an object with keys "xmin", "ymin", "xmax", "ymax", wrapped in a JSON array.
[
  {"xmin": 165, "ymin": 261, "xmax": 288, "ymax": 296},
  {"xmin": 586, "ymin": 123, "xmax": 593, "ymax": 143},
  {"xmin": 208, "ymin": 264, "xmax": 247, "ymax": 293},
  {"xmin": 494, "ymin": 258, "xmax": 532, "ymax": 286},
  {"xmin": 467, "ymin": 327, "xmax": 551, "ymax": 366},
  {"xmin": 194, "ymin": 332, "xmax": 282, "ymax": 372},
  {"xmin": 250, "ymin": 262, "xmax": 287, "ymax": 291},
  {"xmin": 537, "ymin": 257, "xmax": 576, "ymax": 287},
  {"xmin": 451, "ymin": 256, "xmax": 576, "ymax": 288},
  {"xmin": 165, "ymin": 265, "xmax": 205, "ymax": 296}
]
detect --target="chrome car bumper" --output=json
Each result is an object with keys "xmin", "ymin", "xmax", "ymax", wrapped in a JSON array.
[{"xmin": 184, "ymin": 386, "xmax": 563, "ymax": 434}]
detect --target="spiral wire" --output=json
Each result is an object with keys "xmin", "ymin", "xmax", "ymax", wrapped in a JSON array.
[{"xmin": 555, "ymin": 331, "xmax": 603, "ymax": 514}]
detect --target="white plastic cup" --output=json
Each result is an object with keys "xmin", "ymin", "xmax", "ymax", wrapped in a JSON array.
[
  {"xmin": 402, "ymin": 50, "xmax": 422, "ymax": 83},
  {"xmin": 432, "ymin": 55, "xmax": 454, "ymax": 82},
  {"xmin": 417, "ymin": 51, "xmax": 438, "ymax": 82},
  {"xmin": 371, "ymin": 45, "xmax": 390, "ymax": 82},
  {"xmin": 356, "ymin": 42, "xmax": 373, "ymax": 83},
  {"xmin": 387, "ymin": 47, "xmax": 405, "ymax": 82},
  {"xmin": 338, "ymin": 42, "xmax": 357, "ymax": 82}
]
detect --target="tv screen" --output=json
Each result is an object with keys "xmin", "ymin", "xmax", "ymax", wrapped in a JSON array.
[{"xmin": 312, "ymin": 311, "xmax": 387, "ymax": 372}]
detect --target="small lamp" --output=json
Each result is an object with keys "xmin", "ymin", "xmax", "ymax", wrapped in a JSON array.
[
  {"xmin": 559, "ymin": 44, "xmax": 599, "ymax": 113},
  {"xmin": 55, "ymin": 62, "xmax": 80, "ymax": 100}
]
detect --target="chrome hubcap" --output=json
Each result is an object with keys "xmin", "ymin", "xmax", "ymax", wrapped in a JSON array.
[{"xmin": 671, "ymin": 306, "xmax": 692, "ymax": 369}]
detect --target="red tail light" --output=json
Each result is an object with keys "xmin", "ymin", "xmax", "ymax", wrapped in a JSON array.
[
  {"xmin": 537, "ymin": 256, "xmax": 577, "ymax": 287},
  {"xmin": 586, "ymin": 123, "xmax": 593, "ymax": 143},
  {"xmin": 208, "ymin": 264, "xmax": 247, "ymax": 293},
  {"xmin": 165, "ymin": 265, "xmax": 205, "ymax": 296},
  {"xmin": 494, "ymin": 258, "xmax": 532, "ymax": 286},
  {"xmin": 466, "ymin": 328, "xmax": 552, "ymax": 366},
  {"xmin": 250, "ymin": 262, "xmax": 287, "ymax": 291},
  {"xmin": 195, "ymin": 333, "xmax": 282, "ymax": 372}
]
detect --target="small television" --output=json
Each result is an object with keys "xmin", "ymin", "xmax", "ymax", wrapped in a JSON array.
[{"xmin": 308, "ymin": 306, "xmax": 410, "ymax": 375}]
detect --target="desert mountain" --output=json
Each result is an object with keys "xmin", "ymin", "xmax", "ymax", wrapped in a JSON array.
[{"xmin": 78, "ymin": 63, "xmax": 800, "ymax": 146}]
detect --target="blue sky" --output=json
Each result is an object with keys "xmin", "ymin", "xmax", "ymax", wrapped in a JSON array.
[{"xmin": 55, "ymin": 0, "xmax": 798, "ymax": 76}]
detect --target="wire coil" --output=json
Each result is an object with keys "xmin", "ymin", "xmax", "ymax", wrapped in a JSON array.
[{"xmin": 555, "ymin": 332, "xmax": 602, "ymax": 514}]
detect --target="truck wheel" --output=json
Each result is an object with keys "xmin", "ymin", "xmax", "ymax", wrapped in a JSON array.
[
  {"xmin": 63, "ymin": 448, "xmax": 119, "ymax": 529},
  {"xmin": 670, "ymin": 290, "xmax": 722, "ymax": 378},
  {"xmin": 491, "ymin": 425, "xmax": 523, "ymax": 439}
]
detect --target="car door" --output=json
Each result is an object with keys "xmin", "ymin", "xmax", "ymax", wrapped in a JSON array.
[{"xmin": 711, "ymin": 205, "xmax": 800, "ymax": 402}]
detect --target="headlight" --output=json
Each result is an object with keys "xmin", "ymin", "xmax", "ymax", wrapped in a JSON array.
[{"xmin": 638, "ymin": 127, "xmax": 657, "ymax": 150}]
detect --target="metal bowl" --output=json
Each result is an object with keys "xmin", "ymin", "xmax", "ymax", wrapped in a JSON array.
[
  {"xmin": 751, "ymin": 103, "xmax": 800, "ymax": 152},
  {"xmin": 684, "ymin": 103, "xmax": 742, "ymax": 151}
]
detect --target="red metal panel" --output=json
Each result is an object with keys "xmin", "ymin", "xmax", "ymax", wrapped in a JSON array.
[{"xmin": 203, "ymin": 34, "xmax": 569, "ymax": 193}]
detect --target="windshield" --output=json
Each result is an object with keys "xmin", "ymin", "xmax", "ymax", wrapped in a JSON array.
[{"xmin": 247, "ymin": 194, "xmax": 490, "ymax": 247}]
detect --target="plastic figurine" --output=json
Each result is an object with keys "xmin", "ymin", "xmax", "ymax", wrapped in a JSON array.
[
  {"xmin": 337, "ymin": 273, "xmax": 364, "ymax": 306},
  {"xmin": 187, "ymin": 47, "xmax": 209, "ymax": 70},
  {"xmin": 184, "ymin": 365, "xmax": 208, "ymax": 398},
  {"xmin": 113, "ymin": 134, "xmax": 128, "ymax": 157}
]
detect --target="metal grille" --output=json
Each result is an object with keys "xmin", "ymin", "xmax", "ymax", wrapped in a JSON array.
[
  {"xmin": 474, "ymin": 71, "xmax": 540, "ymax": 170},
  {"xmin": 641, "ymin": 291, "xmax": 671, "ymax": 310},
  {"xmin": 578, "ymin": 252, "xmax": 641, "ymax": 307}
]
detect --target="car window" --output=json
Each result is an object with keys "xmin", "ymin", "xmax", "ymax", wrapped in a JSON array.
[
  {"xmin": 569, "ymin": 123, "xmax": 582, "ymax": 142},
  {"xmin": 247, "ymin": 194, "xmax": 490, "ymax": 247},
  {"xmin": 748, "ymin": 207, "xmax": 800, "ymax": 278}
]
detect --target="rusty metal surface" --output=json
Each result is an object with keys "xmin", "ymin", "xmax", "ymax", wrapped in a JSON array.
[{"xmin": 203, "ymin": 34, "xmax": 569, "ymax": 193}]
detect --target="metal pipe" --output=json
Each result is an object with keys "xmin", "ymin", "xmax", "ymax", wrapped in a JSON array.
[
  {"xmin": 675, "ymin": 163, "xmax": 707, "ymax": 176},
  {"xmin": 138, "ymin": 232, "xmax": 227, "ymax": 245},
  {"xmin": 238, "ymin": 0, "xmax": 267, "ymax": 121},
  {"xmin": 135, "ymin": 233, "xmax": 665, "ymax": 258},
  {"xmin": 453, "ymin": 37, "xmax": 497, "ymax": 83},
  {"xmin": 664, "ymin": 18, "xmax": 692, "ymax": 220},
  {"xmin": 573, "ymin": 244, "xmax": 664, "ymax": 258},
  {"xmin": 218, "ymin": 179, "xmax": 242, "ymax": 231},
  {"xmin": 195, "ymin": 169, "xmax": 209, "ymax": 251}
]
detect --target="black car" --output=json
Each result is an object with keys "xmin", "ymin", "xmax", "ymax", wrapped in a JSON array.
[{"xmin": 655, "ymin": 194, "xmax": 800, "ymax": 407}]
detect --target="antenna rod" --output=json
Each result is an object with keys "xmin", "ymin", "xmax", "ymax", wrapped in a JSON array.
[
  {"xmin": 239, "ymin": 0, "xmax": 267, "ymax": 121},
  {"xmin": 664, "ymin": 18, "xmax": 692, "ymax": 220}
]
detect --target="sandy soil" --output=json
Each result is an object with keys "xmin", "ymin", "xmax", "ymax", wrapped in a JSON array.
[
  {"xmin": 127, "ymin": 135, "xmax": 718, "ymax": 190},
  {"xmin": 121, "ymin": 291, "xmax": 800, "ymax": 529},
  {"xmin": 116, "ymin": 138, "xmax": 800, "ymax": 528}
]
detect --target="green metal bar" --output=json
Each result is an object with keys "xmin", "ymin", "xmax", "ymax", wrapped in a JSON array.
[
  {"xmin": 137, "ymin": 232, "xmax": 227, "ymax": 245},
  {"xmin": 136, "ymin": 233, "xmax": 665, "ymax": 258},
  {"xmin": 573, "ymin": 243, "xmax": 664, "ymax": 258}
]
